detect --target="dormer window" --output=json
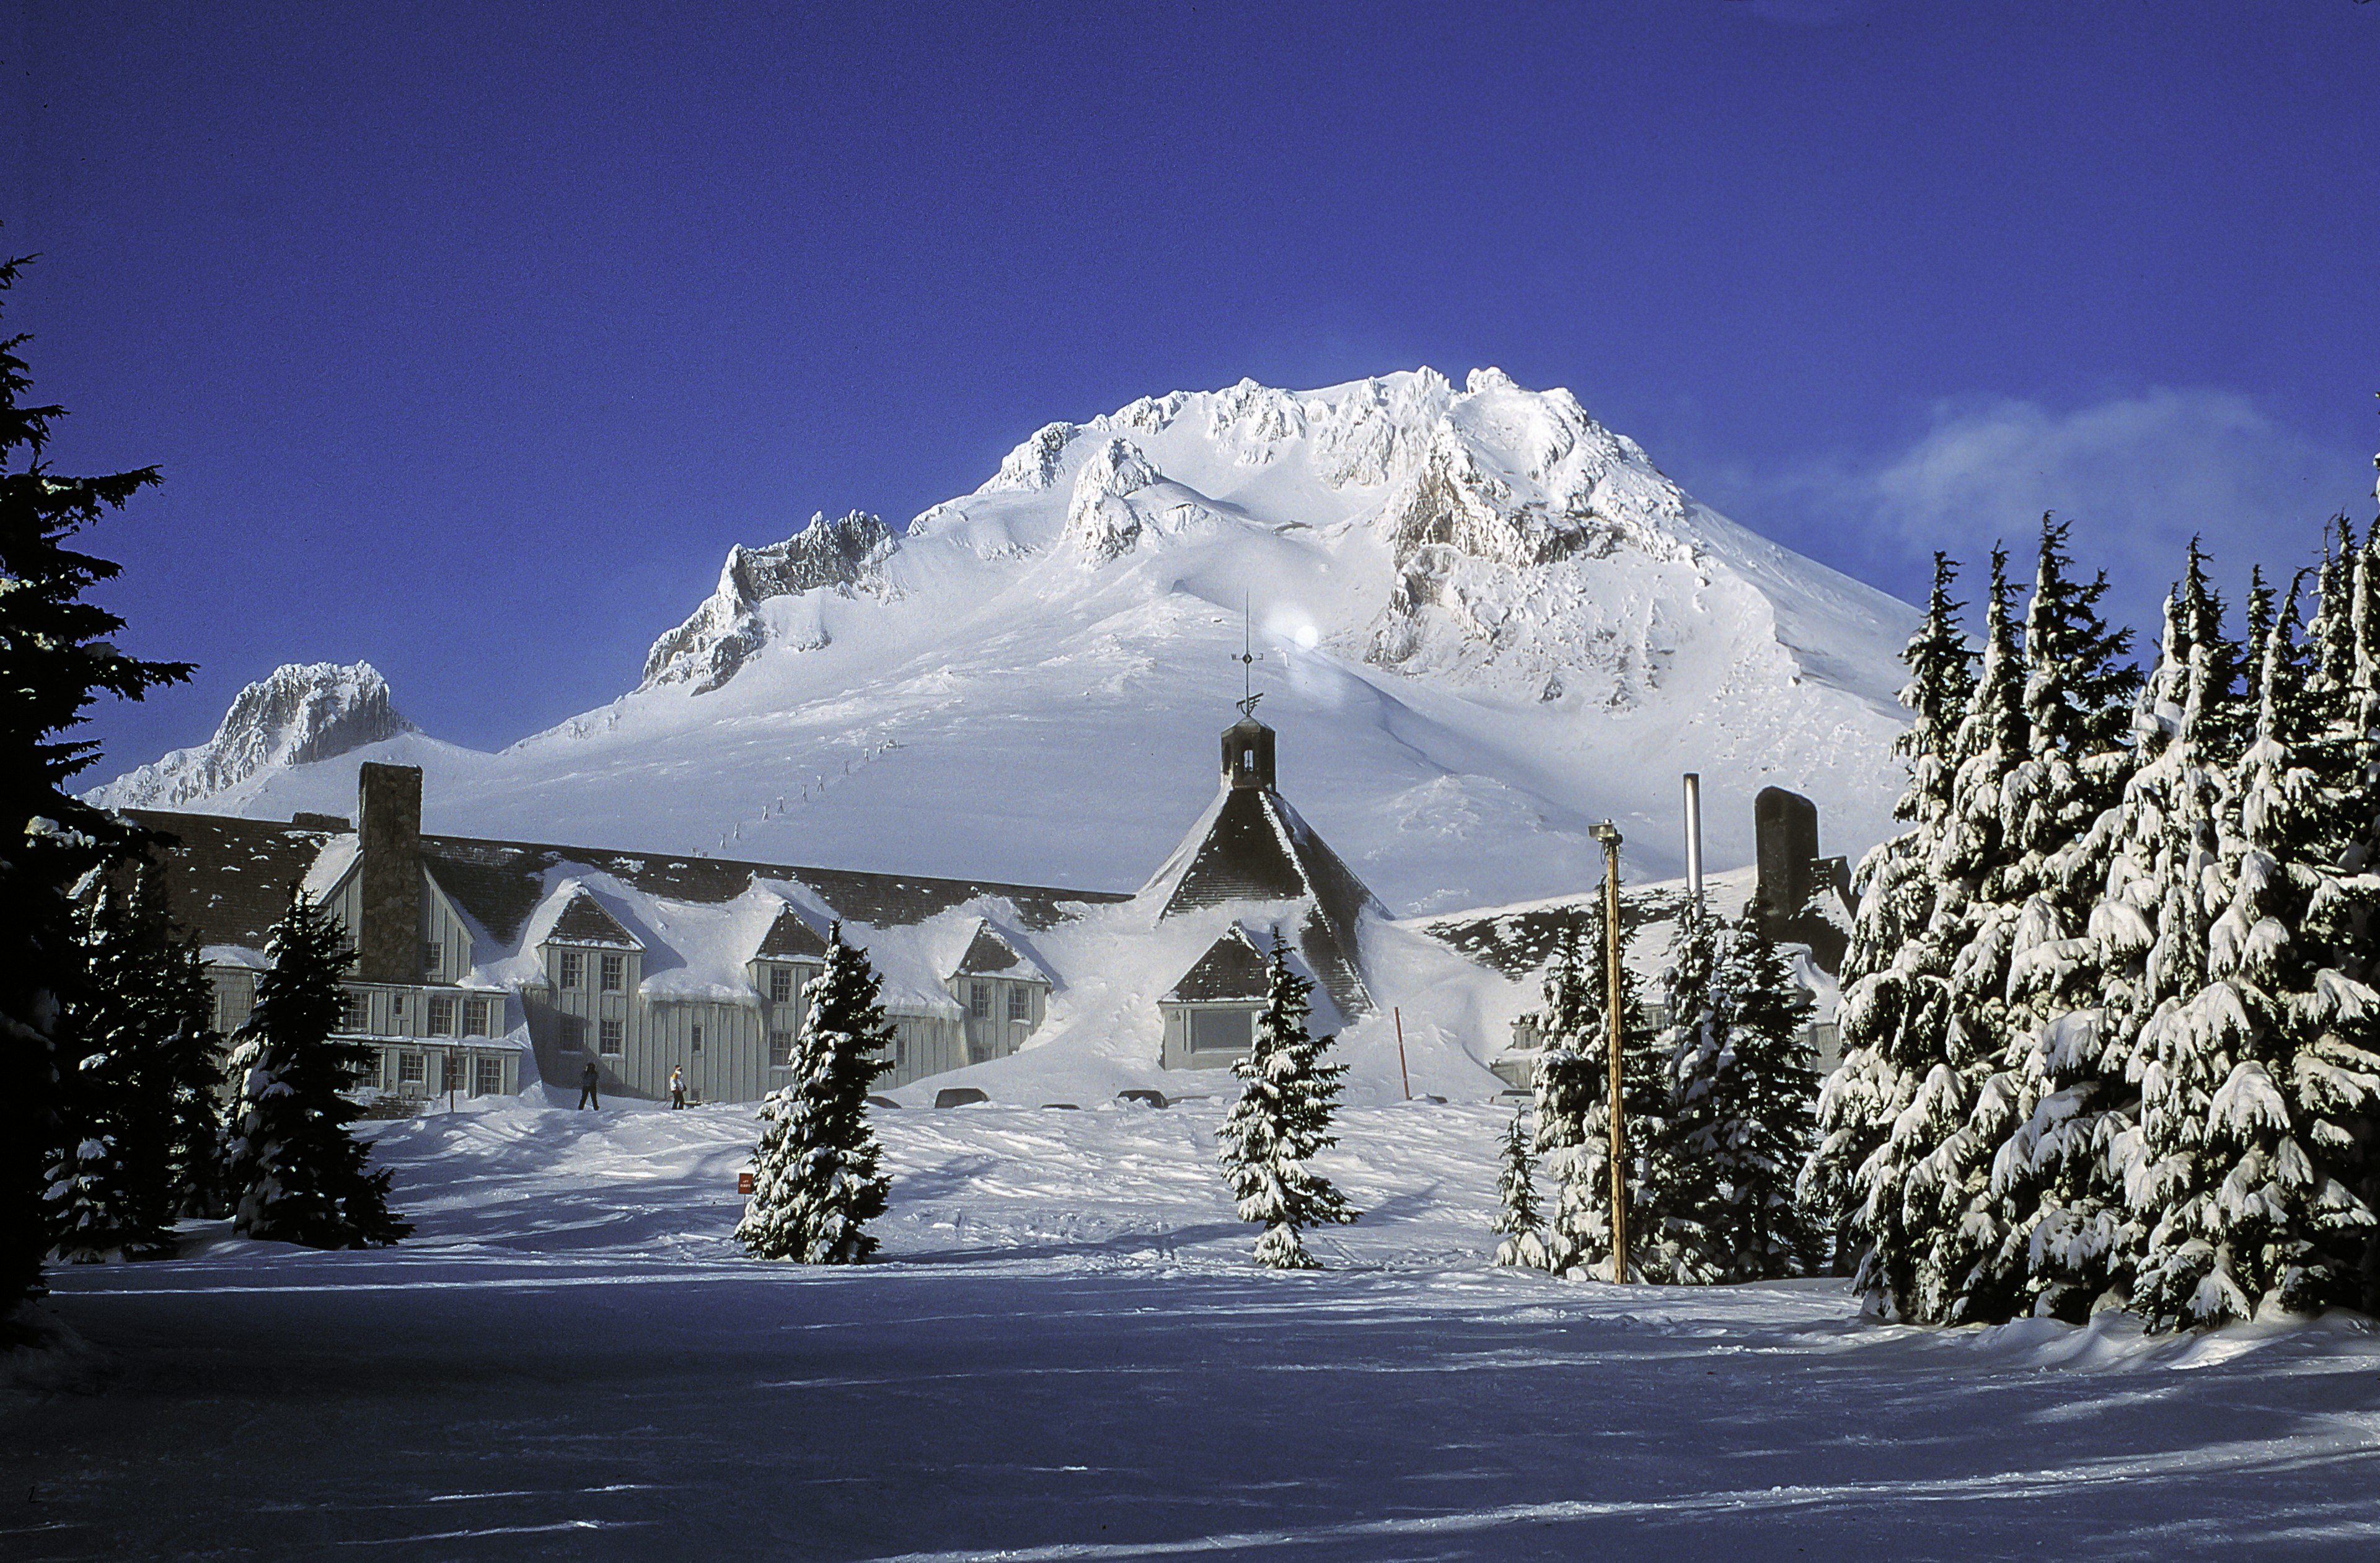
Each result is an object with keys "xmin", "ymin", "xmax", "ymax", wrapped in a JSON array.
[
  {"xmin": 601, "ymin": 953, "xmax": 624, "ymax": 992},
  {"xmin": 770, "ymin": 967, "xmax": 792, "ymax": 1005}
]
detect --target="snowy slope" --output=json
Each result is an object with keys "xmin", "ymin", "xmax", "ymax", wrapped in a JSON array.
[{"xmin": 94, "ymin": 371, "xmax": 1918, "ymax": 913}]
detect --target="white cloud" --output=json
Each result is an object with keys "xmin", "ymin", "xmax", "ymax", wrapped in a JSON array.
[{"xmin": 1781, "ymin": 388, "xmax": 2369, "ymax": 636}]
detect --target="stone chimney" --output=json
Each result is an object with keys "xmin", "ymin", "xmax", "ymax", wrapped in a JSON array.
[
  {"xmin": 1753, "ymin": 785, "xmax": 1848, "ymax": 972},
  {"xmin": 356, "ymin": 762, "xmax": 423, "ymax": 983}
]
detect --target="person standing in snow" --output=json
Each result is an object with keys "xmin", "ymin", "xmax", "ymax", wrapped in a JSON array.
[
  {"xmin": 578, "ymin": 1061, "xmax": 600, "ymax": 1111},
  {"xmin": 670, "ymin": 1066, "xmax": 686, "ymax": 1109}
]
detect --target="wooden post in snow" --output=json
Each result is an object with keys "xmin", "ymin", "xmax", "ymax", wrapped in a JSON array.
[
  {"xmin": 1590, "ymin": 819, "xmax": 1628, "ymax": 1283},
  {"xmin": 1394, "ymin": 1007, "xmax": 1411, "ymax": 1101}
]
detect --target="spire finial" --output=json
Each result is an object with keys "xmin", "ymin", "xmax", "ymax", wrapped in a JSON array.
[{"xmin": 1235, "ymin": 593, "xmax": 1264, "ymax": 719}]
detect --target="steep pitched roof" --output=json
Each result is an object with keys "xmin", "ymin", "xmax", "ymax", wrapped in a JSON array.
[
  {"xmin": 123, "ymin": 812, "xmax": 344, "ymax": 950},
  {"xmin": 549, "ymin": 889, "xmax": 643, "ymax": 949},
  {"xmin": 753, "ymin": 901, "xmax": 828, "ymax": 960},
  {"xmin": 1139, "ymin": 785, "xmax": 1383, "ymax": 1015},
  {"xmin": 1161, "ymin": 927, "xmax": 1269, "ymax": 1004},
  {"xmin": 950, "ymin": 921, "xmax": 1023, "ymax": 979}
]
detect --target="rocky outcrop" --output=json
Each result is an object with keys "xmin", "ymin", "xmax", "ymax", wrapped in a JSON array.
[
  {"xmin": 639, "ymin": 511, "xmax": 898, "ymax": 693},
  {"xmin": 89, "ymin": 662, "xmax": 416, "ymax": 809}
]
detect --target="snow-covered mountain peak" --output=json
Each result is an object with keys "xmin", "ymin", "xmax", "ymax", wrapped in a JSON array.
[
  {"xmin": 640, "ymin": 511, "xmax": 897, "ymax": 693},
  {"xmin": 90, "ymin": 661, "xmax": 417, "ymax": 812}
]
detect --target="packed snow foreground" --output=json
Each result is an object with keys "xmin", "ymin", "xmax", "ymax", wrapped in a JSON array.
[{"xmin": 8, "ymin": 1092, "xmax": 2379, "ymax": 1561}]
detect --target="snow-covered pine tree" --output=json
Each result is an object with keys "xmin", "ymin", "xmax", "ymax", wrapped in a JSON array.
[
  {"xmin": 737, "ymin": 923, "xmax": 896, "ymax": 1264},
  {"xmin": 1490, "ymin": 1109, "xmax": 1548, "ymax": 1270},
  {"xmin": 221, "ymin": 889, "xmax": 409, "ymax": 1248},
  {"xmin": 1216, "ymin": 933, "xmax": 1359, "ymax": 1269},
  {"xmin": 1656, "ymin": 892, "xmax": 1726, "ymax": 1274},
  {"xmin": 1528, "ymin": 920, "xmax": 1603, "ymax": 1274},
  {"xmin": 43, "ymin": 875, "xmax": 182, "ymax": 1261},
  {"xmin": 1675, "ymin": 898, "xmax": 1824, "ymax": 1280},
  {"xmin": 2099, "ymin": 541, "xmax": 2254, "ymax": 1321},
  {"xmin": 1981, "ymin": 517, "xmax": 2147, "ymax": 1319},
  {"xmin": 0, "ymin": 249, "xmax": 192, "ymax": 1318},
  {"xmin": 1865, "ymin": 546, "xmax": 2029, "ymax": 1323},
  {"xmin": 1805, "ymin": 553, "xmax": 1973, "ymax": 1292},
  {"xmin": 2128, "ymin": 574, "xmax": 2380, "ymax": 1325}
]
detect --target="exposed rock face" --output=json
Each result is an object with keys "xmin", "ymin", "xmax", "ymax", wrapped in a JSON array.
[
  {"xmin": 639, "ymin": 510, "xmax": 898, "ymax": 693},
  {"xmin": 89, "ymin": 662, "xmax": 417, "ymax": 810}
]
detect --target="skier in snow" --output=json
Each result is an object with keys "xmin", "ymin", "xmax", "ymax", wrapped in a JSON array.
[
  {"xmin": 578, "ymin": 1061, "xmax": 600, "ymax": 1111},
  {"xmin": 670, "ymin": 1066, "xmax": 686, "ymax": 1109}
]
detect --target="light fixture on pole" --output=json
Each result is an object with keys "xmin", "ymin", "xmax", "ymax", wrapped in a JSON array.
[{"xmin": 1587, "ymin": 817, "xmax": 1627, "ymax": 1284}]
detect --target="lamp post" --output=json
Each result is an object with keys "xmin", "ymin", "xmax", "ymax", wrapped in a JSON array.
[{"xmin": 1588, "ymin": 818, "xmax": 1627, "ymax": 1283}]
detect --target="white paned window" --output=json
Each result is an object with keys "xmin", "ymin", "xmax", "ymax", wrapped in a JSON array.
[
  {"xmin": 601, "ymin": 954, "xmax": 624, "ymax": 992},
  {"xmin": 559, "ymin": 949, "xmax": 584, "ymax": 989},
  {"xmin": 1008, "ymin": 985, "xmax": 1030, "ymax": 1023},
  {"xmin": 599, "ymin": 1018, "xmax": 623, "ymax": 1056},
  {"xmin": 423, "ymin": 940, "xmax": 443, "ymax": 977},
  {"xmin": 340, "ymin": 990, "xmax": 367, "ymax": 1031},
  {"xmin": 428, "ymin": 997, "xmax": 456, "ymax": 1036},
  {"xmin": 769, "ymin": 1031, "xmax": 793, "ymax": 1067},
  {"xmin": 769, "ymin": 967, "xmax": 792, "ymax": 1005},
  {"xmin": 971, "ymin": 982, "xmax": 990, "ymax": 1018},
  {"xmin": 463, "ymin": 997, "xmax": 490, "ymax": 1036},
  {"xmin": 474, "ymin": 1056, "xmax": 503, "ymax": 1096},
  {"xmin": 399, "ymin": 1052, "xmax": 426, "ymax": 1085}
]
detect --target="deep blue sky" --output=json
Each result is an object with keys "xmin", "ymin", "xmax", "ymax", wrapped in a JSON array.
[{"xmin": 12, "ymin": 1, "xmax": 2379, "ymax": 768}]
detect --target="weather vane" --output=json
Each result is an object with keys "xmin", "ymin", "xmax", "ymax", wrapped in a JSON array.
[{"xmin": 1235, "ymin": 594, "xmax": 1264, "ymax": 719}]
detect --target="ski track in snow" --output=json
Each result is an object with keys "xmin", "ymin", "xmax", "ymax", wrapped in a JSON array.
[{"xmin": 8, "ymin": 1095, "xmax": 2380, "ymax": 1561}]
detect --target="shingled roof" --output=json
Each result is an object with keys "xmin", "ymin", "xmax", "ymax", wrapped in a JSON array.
[
  {"xmin": 126, "ymin": 809, "xmax": 1134, "ymax": 955},
  {"xmin": 125, "ymin": 812, "xmax": 345, "ymax": 950},
  {"xmin": 753, "ymin": 901, "xmax": 829, "ymax": 961},
  {"xmin": 1161, "ymin": 927, "xmax": 1269, "ymax": 1004},
  {"xmin": 549, "ymin": 889, "xmax": 643, "ymax": 949},
  {"xmin": 950, "ymin": 920, "xmax": 1044, "ymax": 982},
  {"xmin": 1139, "ymin": 778, "xmax": 1382, "ymax": 1016}
]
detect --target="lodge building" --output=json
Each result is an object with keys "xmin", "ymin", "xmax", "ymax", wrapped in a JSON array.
[{"xmin": 134, "ymin": 705, "xmax": 1384, "ymax": 1107}]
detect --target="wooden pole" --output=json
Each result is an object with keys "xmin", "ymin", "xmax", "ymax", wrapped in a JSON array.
[
  {"xmin": 1393, "ymin": 1006, "xmax": 1411, "ymax": 1101},
  {"xmin": 1594, "ymin": 821, "xmax": 1628, "ymax": 1284}
]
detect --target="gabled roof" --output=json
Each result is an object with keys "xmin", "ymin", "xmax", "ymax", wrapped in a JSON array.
[
  {"xmin": 1139, "ymin": 783, "xmax": 1383, "ymax": 1015},
  {"xmin": 1161, "ymin": 927, "xmax": 1269, "ymax": 1005},
  {"xmin": 123, "ymin": 813, "xmax": 344, "ymax": 950},
  {"xmin": 753, "ymin": 901, "xmax": 828, "ymax": 961},
  {"xmin": 949, "ymin": 920, "xmax": 1046, "ymax": 982},
  {"xmin": 549, "ymin": 889, "xmax": 643, "ymax": 949}
]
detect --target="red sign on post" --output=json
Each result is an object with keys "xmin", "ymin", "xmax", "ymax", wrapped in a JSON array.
[{"xmin": 737, "ymin": 1172, "xmax": 754, "ymax": 1195}]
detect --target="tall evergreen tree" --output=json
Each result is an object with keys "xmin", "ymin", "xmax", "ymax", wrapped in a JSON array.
[
  {"xmin": 43, "ymin": 876, "xmax": 182, "ymax": 1261},
  {"xmin": 1673, "ymin": 899, "xmax": 1823, "ymax": 1280},
  {"xmin": 737, "ymin": 923, "xmax": 894, "ymax": 1264},
  {"xmin": 221, "ymin": 889, "xmax": 408, "ymax": 1248},
  {"xmin": 1529, "ymin": 921, "xmax": 1604, "ymax": 1273},
  {"xmin": 1489, "ymin": 1110, "xmax": 1548, "ymax": 1270},
  {"xmin": 2127, "ymin": 577, "xmax": 2380, "ymax": 1324},
  {"xmin": 1980, "ymin": 517, "xmax": 2146, "ymax": 1319},
  {"xmin": 0, "ymin": 250, "xmax": 192, "ymax": 1318},
  {"xmin": 1806, "ymin": 553, "xmax": 1974, "ymax": 1291},
  {"xmin": 1879, "ymin": 546, "xmax": 2030, "ymax": 1323},
  {"xmin": 1216, "ymin": 935, "xmax": 1358, "ymax": 1269},
  {"xmin": 2101, "ymin": 541, "xmax": 2255, "ymax": 1319}
]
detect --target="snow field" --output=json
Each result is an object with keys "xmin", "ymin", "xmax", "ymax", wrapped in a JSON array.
[{"xmin": 8, "ymin": 1094, "xmax": 2380, "ymax": 1560}]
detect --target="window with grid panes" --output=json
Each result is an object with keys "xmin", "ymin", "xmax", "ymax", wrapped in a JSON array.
[
  {"xmin": 1008, "ymin": 985, "xmax": 1030, "ymax": 1023},
  {"xmin": 769, "ymin": 1030, "xmax": 793, "ymax": 1067},
  {"xmin": 464, "ymin": 997, "xmax": 489, "ymax": 1036},
  {"xmin": 971, "ymin": 982, "xmax": 990, "ymax": 1018},
  {"xmin": 423, "ymin": 940, "xmax": 443, "ymax": 977},
  {"xmin": 353, "ymin": 1050, "xmax": 381, "ymax": 1089},
  {"xmin": 601, "ymin": 953, "xmax": 624, "ymax": 991},
  {"xmin": 599, "ymin": 1018, "xmax": 623, "ymax": 1055},
  {"xmin": 559, "ymin": 949, "xmax": 583, "ymax": 988},
  {"xmin": 340, "ymin": 990, "xmax": 366, "ymax": 1031},
  {"xmin": 474, "ymin": 1055, "xmax": 503, "ymax": 1095},
  {"xmin": 399, "ymin": 1052, "xmax": 425, "ymax": 1085},
  {"xmin": 428, "ymin": 996, "xmax": 455, "ymax": 1035},
  {"xmin": 769, "ymin": 966, "xmax": 792, "ymax": 1005}
]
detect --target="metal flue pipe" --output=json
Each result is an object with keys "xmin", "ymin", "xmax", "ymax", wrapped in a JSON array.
[{"xmin": 1682, "ymin": 773, "xmax": 1704, "ymax": 907}]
